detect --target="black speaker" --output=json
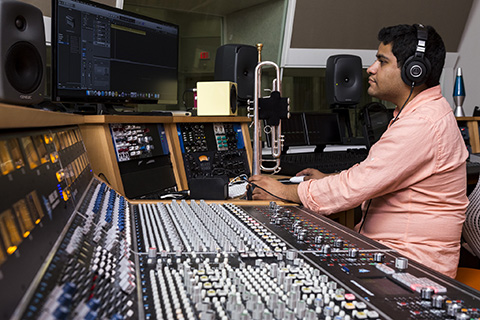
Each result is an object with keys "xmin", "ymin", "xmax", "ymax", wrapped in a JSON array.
[
  {"xmin": 214, "ymin": 44, "xmax": 257, "ymax": 105},
  {"xmin": 401, "ymin": 24, "xmax": 431, "ymax": 87},
  {"xmin": 0, "ymin": 0, "xmax": 45, "ymax": 105},
  {"xmin": 325, "ymin": 54, "xmax": 362, "ymax": 106}
]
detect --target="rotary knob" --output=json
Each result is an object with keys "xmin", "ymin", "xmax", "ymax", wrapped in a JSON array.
[{"xmin": 334, "ymin": 239, "xmax": 344, "ymax": 248}]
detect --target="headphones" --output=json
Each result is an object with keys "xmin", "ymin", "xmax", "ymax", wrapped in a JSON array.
[{"xmin": 401, "ymin": 24, "xmax": 431, "ymax": 87}]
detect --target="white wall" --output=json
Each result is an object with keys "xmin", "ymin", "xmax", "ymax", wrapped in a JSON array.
[{"xmin": 457, "ymin": 0, "xmax": 480, "ymax": 116}]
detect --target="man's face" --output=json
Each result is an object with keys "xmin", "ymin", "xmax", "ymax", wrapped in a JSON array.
[{"xmin": 366, "ymin": 42, "xmax": 406, "ymax": 105}]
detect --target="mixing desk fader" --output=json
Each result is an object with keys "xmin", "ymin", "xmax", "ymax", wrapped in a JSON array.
[{"xmin": 4, "ymin": 178, "xmax": 480, "ymax": 320}]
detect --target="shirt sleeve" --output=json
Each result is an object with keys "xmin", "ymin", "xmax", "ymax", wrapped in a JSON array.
[{"xmin": 297, "ymin": 114, "xmax": 439, "ymax": 214}]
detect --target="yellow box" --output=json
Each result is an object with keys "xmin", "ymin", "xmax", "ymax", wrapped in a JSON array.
[{"xmin": 196, "ymin": 81, "xmax": 238, "ymax": 116}]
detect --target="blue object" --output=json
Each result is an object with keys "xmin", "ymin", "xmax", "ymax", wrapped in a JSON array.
[{"xmin": 454, "ymin": 68, "xmax": 465, "ymax": 97}]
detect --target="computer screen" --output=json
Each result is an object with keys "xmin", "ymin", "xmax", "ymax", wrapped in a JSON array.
[
  {"xmin": 52, "ymin": 0, "xmax": 179, "ymax": 106},
  {"xmin": 281, "ymin": 112, "xmax": 307, "ymax": 146},
  {"xmin": 304, "ymin": 113, "xmax": 343, "ymax": 145}
]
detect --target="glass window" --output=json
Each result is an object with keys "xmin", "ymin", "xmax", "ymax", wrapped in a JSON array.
[{"xmin": 282, "ymin": 68, "xmax": 393, "ymax": 139}]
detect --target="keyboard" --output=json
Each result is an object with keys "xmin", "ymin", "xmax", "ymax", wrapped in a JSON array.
[{"xmin": 279, "ymin": 149, "xmax": 368, "ymax": 176}]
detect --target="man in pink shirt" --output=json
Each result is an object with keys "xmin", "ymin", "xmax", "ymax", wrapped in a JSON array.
[{"xmin": 249, "ymin": 24, "xmax": 468, "ymax": 278}]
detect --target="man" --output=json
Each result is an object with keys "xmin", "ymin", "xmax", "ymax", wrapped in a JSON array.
[{"xmin": 249, "ymin": 24, "xmax": 468, "ymax": 278}]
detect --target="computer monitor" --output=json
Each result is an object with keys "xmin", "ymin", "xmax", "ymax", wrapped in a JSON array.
[
  {"xmin": 281, "ymin": 112, "xmax": 307, "ymax": 147},
  {"xmin": 51, "ymin": 0, "xmax": 179, "ymax": 107},
  {"xmin": 304, "ymin": 112, "xmax": 343, "ymax": 146}
]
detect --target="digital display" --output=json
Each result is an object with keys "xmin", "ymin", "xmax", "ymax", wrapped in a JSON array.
[
  {"xmin": 52, "ymin": 0, "xmax": 179, "ymax": 105},
  {"xmin": 304, "ymin": 112, "xmax": 343, "ymax": 145},
  {"xmin": 282, "ymin": 113, "xmax": 307, "ymax": 146},
  {"xmin": 357, "ymin": 277, "xmax": 412, "ymax": 296}
]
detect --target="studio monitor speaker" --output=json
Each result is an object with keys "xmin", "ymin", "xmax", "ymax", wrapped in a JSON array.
[
  {"xmin": 326, "ymin": 54, "xmax": 362, "ymax": 107},
  {"xmin": 196, "ymin": 81, "xmax": 238, "ymax": 116},
  {"xmin": 214, "ymin": 44, "xmax": 257, "ymax": 105},
  {"xmin": 0, "ymin": 0, "xmax": 45, "ymax": 105}
]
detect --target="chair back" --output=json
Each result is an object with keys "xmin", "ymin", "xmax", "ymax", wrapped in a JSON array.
[{"xmin": 464, "ymin": 178, "xmax": 480, "ymax": 258}]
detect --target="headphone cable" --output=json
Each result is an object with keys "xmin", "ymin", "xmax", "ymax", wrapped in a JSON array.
[
  {"xmin": 359, "ymin": 83, "xmax": 415, "ymax": 233},
  {"xmin": 391, "ymin": 83, "xmax": 415, "ymax": 124}
]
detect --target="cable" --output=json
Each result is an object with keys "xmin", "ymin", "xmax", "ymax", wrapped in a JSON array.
[
  {"xmin": 358, "ymin": 199, "xmax": 372, "ymax": 233},
  {"xmin": 229, "ymin": 174, "xmax": 249, "ymax": 186},
  {"xmin": 391, "ymin": 83, "xmax": 415, "ymax": 124},
  {"xmin": 359, "ymin": 83, "xmax": 415, "ymax": 233},
  {"xmin": 182, "ymin": 88, "xmax": 197, "ymax": 112},
  {"xmin": 159, "ymin": 190, "xmax": 190, "ymax": 200},
  {"xmin": 98, "ymin": 173, "xmax": 111, "ymax": 185}
]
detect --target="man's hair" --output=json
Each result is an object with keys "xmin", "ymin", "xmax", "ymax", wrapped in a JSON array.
[{"xmin": 378, "ymin": 24, "xmax": 446, "ymax": 88}]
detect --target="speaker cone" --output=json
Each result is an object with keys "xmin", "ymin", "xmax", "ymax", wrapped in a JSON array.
[{"xmin": 5, "ymin": 41, "xmax": 43, "ymax": 94}]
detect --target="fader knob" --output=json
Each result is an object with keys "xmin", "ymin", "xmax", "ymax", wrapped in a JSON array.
[
  {"xmin": 297, "ymin": 229, "xmax": 307, "ymax": 241},
  {"xmin": 420, "ymin": 287, "xmax": 434, "ymax": 300},
  {"xmin": 432, "ymin": 295, "xmax": 445, "ymax": 309},
  {"xmin": 286, "ymin": 249, "xmax": 298, "ymax": 261},
  {"xmin": 447, "ymin": 303, "xmax": 462, "ymax": 317},
  {"xmin": 373, "ymin": 252, "xmax": 385, "ymax": 263},
  {"xmin": 347, "ymin": 248, "xmax": 358, "ymax": 258},
  {"xmin": 262, "ymin": 310, "xmax": 273, "ymax": 320},
  {"xmin": 322, "ymin": 244, "xmax": 331, "ymax": 254},
  {"xmin": 395, "ymin": 257, "xmax": 408, "ymax": 271}
]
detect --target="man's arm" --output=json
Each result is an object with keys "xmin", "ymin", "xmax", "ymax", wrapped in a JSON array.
[{"xmin": 248, "ymin": 175, "xmax": 301, "ymax": 203}]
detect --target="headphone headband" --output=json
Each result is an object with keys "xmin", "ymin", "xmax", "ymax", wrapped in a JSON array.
[{"xmin": 415, "ymin": 24, "xmax": 428, "ymax": 57}]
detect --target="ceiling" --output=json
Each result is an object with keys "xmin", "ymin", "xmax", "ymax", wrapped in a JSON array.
[{"xmin": 123, "ymin": 0, "xmax": 272, "ymax": 16}]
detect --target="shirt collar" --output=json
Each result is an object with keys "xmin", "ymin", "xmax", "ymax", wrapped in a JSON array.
[{"xmin": 391, "ymin": 85, "xmax": 443, "ymax": 121}]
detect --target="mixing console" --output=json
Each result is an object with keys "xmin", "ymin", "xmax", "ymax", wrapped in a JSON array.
[{"xmin": 6, "ymin": 177, "xmax": 480, "ymax": 320}]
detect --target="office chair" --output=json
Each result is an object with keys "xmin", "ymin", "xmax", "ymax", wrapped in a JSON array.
[
  {"xmin": 360, "ymin": 102, "xmax": 392, "ymax": 149},
  {"xmin": 456, "ymin": 176, "xmax": 480, "ymax": 290}
]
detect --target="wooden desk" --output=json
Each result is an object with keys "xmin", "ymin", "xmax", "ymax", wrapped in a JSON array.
[
  {"xmin": 80, "ymin": 115, "xmax": 253, "ymax": 197},
  {"xmin": 0, "ymin": 103, "xmax": 84, "ymax": 129}
]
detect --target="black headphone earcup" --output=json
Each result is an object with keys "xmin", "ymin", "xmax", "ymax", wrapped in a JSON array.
[{"xmin": 401, "ymin": 55, "xmax": 431, "ymax": 86}]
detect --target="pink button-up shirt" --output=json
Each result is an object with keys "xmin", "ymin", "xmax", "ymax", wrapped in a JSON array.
[{"xmin": 298, "ymin": 85, "xmax": 468, "ymax": 278}]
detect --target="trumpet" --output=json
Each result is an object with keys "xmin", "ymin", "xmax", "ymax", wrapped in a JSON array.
[{"xmin": 249, "ymin": 44, "xmax": 289, "ymax": 175}]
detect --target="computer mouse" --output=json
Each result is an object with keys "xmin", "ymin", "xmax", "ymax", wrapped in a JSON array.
[{"xmin": 289, "ymin": 175, "xmax": 305, "ymax": 183}]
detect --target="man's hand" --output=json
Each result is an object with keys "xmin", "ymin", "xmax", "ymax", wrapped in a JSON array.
[
  {"xmin": 296, "ymin": 168, "xmax": 329, "ymax": 180},
  {"xmin": 248, "ymin": 175, "xmax": 301, "ymax": 203}
]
